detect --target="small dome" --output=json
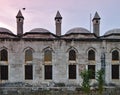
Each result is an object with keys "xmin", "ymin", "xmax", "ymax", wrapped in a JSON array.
[
  {"xmin": 104, "ymin": 28, "xmax": 120, "ymax": 35},
  {"xmin": 29, "ymin": 28, "xmax": 50, "ymax": 33},
  {"xmin": 66, "ymin": 27, "xmax": 90, "ymax": 34},
  {"xmin": 0, "ymin": 27, "xmax": 13, "ymax": 34}
]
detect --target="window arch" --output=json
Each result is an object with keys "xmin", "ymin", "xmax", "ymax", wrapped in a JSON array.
[
  {"xmin": 44, "ymin": 50, "xmax": 52, "ymax": 62},
  {"xmin": 0, "ymin": 49, "xmax": 8, "ymax": 61},
  {"xmin": 112, "ymin": 50, "xmax": 119, "ymax": 61},
  {"xmin": 69, "ymin": 50, "xmax": 76, "ymax": 61},
  {"xmin": 25, "ymin": 49, "xmax": 33, "ymax": 62},
  {"xmin": 88, "ymin": 49, "xmax": 95, "ymax": 61}
]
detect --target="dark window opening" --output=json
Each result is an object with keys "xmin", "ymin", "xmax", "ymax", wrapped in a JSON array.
[
  {"xmin": 25, "ymin": 65, "xmax": 33, "ymax": 80},
  {"xmin": 112, "ymin": 50, "xmax": 119, "ymax": 61},
  {"xmin": 88, "ymin": 65, "xmax": 95, "ymax": 79},
  {"xmin": 96, "ymin": 20, "xmax": 98, "ymax": 23},
  {"xmin": 88, "ymin": 50, "xmax": 95, "ymax": 61},
  {"xmin": 0, "ymin": 49, "xmax": 8, "ymax": 61},
  {"xmin": 19, "ymin": 18, "xmax": 21, "ymax": 21},
  {"xmin": 44, "ymin": 65, "xmax": 52, "ymax": 79},
  {"xmin": 44, "ymin": 50, "xmax": 52, "ymax": 62},
  {"xmin": 69, "ymin": 50, "xmax": 76, "ymax": 61},
  {"xmin": 0, "ymin": 65, "xmax": 8, "ymax": 80},
  {"xmin": 69, "ymin": 65, "xmax": 76, "ymax": 79},
  {"xmin": 25, "ymin": 49, "xmax": 33, "ymax": 62},
  {"xmin": 112, "ymin": 65, "xmax": 119, "ymax": 79}
]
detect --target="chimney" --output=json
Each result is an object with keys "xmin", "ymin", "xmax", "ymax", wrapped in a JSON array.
[
  {"xmin": 16, "ymin": 10, "xmax": 24, "ymax": 36},
  {"xmin": 55, "ymin": 11, "xmax": 62, "ymax": 36}
]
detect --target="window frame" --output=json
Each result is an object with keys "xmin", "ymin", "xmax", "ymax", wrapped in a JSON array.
[
  {"xmin": 88, "ymin": 65, "xmax": 95, "ymax": 79},
  {"xmin": 0, "ymin": 49, "xmax": 8, "ymax": 61},
  {"xmin": 88, "ymin": 49, "xmax": 95, "ymax": 61},
  {"xmin": 0, "ymin": 65, "xmax": 8, "ymax": 80},
  {"xmin": 25, "ymin": 65, "xmax": 33, "ymax": 80},
  {"xmin": 44, "ymin": 50, "xmax": 52, "ymax": 62},
  {"xmin": 44, "ymin": 65, "xmax": 52, "ymax": 80},
  {"xmin": 112, "ymin": 50, "xmax": 119, "ymax": 61},
  {"xmin": 25, "ymin": 49, "xmax": 33, "ymax": 62},
  {"xmin": 68, "ymin": 65, "xmax": 76, "ymax": 79},
  {"xmin": 111, "ymin": 65, "xmax": 119, "ymax": 79},
  {"xmin": 69, "ymin": 50, "xmax": 76, "ymax": 61}
]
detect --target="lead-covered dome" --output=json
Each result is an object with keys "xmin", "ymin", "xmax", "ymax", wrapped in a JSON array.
[
  {"xmin": 0, "ymin": 27, "xmax": 13, "ymax": 34},
  {"xmin": 104, "ymin": 28, "xmax": 120, "ymax": 36},
  {"xmin": 0, "ymin": 27, "xmax": 15, "ymax": 38},
  {"xmin": 23, "ymin": 28, "xmax": 56, "ymax": 39},
  {"xmin": 29, "ymin": 28, "xmax": 50, "ymax": 33},
  {"xmin": 66, "ymin": 27, "xmax": 90, "ymax": 35}
]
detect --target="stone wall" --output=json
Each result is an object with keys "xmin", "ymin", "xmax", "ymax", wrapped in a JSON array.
[
  {"xmin": 0, "ymin": 86, "xmax": 120, "ymax": 95},
  {"xmin": 0, "ymin": 39, "xmax": 120, "ymax": 86}
]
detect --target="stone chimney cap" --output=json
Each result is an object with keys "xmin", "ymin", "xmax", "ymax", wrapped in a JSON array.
[
  {"xmin": 92, "ymin": 12, "xmax": 100, "ymax": 20},
  {"xmin": 16, "ymin": 10, "xmax": 24, "ymax": 19},
  {"xmin": 55, "ymin": 11, "xmax": 62, "ymax": 19}
]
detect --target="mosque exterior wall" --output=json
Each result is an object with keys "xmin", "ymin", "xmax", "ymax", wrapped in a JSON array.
[{"xmin": 0, "ymin": 39, "xmax": 119, "ymax": 86}]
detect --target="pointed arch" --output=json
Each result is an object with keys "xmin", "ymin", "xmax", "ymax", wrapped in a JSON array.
[
  {"xmin": 67, "ymin": 47, "xmax": 78, "ymax": 61},
  {"xmin": 112, "ymin": 50, "xmax": 119, "ymax": 61},
  {"xmin": 44, "ymin": 49, "xmax": 52, "ymax": 62},
  {"xmin": 43, "ymin": 47, "xmax": 53, "ymax": 80},
  {"xmin": 0, "ymin": 48, "xmax": 8, "ymax": 61},
  {"xmin": 87, "ymin": 48, "xmax": 96, "ymax": 61},
  {"xmin": 23, "ymin": 47, "xmax": 34, "ymax": 53},
  {"xmin": 67, "ymin": 46, "xmax": 78, "ymax": 53},
  {"xmin": 69, "ymin": 50, "xmax": 76, "ymax": 61},
  {"xmin": 0, "ymin": 46, "xmax": 8, "ymax": 51},
  {"xmin": 42, "ymin": 46, "xmax": 54, "ymax": 53},
  {"xmin": 86, "ymin": 47, "xmax": 96, "ymax": 53},
  {"xmin": 42, "ymin": 47, "xmax": 54, "ymax": 62},
  {"xmin": 110, "ymin": 48, "xmax": 120, "ymax": 53},
  {"xmin": 25, "ymin": 48, "xmax": 33, "ymax": 62}
]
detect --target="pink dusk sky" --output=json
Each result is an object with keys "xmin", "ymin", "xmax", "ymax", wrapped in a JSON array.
[{"xmin": 0, "ymin": 0, "xmax": 120, "ymax": 35}]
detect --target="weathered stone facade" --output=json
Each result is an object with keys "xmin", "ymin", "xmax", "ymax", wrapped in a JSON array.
[{"xmin": 0, "ymin": 10, "xmax": 120, "ymax": 86}]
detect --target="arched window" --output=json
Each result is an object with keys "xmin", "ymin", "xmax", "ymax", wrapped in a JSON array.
[
  {"xmin": 0, "ymin": 49, "xmax": 8, "ymax": 61},
  {"xmin": 69, "ymin": 50, "xmax": 76, "ymax": 61},
  {"xmin": 25, "ymin": 49, "xmax": 33, "ymax": 62},
  {"xmin": 44, "ymin": 49, "xmax": 52, "ymax": 80},
  {"xmin": 112, "ymin": 50, "xmax": 119, "ymax": 61},
  {"xmin": 88, "ymin": 50, "xmax": 95, "ymax": 61},
  {"xmin": 44, "ymin": 50, "xmax": 52, "ymax": 62}
]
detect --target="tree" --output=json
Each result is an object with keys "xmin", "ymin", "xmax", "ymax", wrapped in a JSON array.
[
  {"xmin": 80, "ymin": 70, "xmax": 92, "ymax": 95},
  {"xmin": 96, "ymin": 69, "xmax": 104, "ymax": 95}
]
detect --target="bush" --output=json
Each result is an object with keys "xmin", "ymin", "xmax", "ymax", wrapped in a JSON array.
[{"xmin": 80, "ymin": 70, "xmax": 92, "ymax": 94}]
